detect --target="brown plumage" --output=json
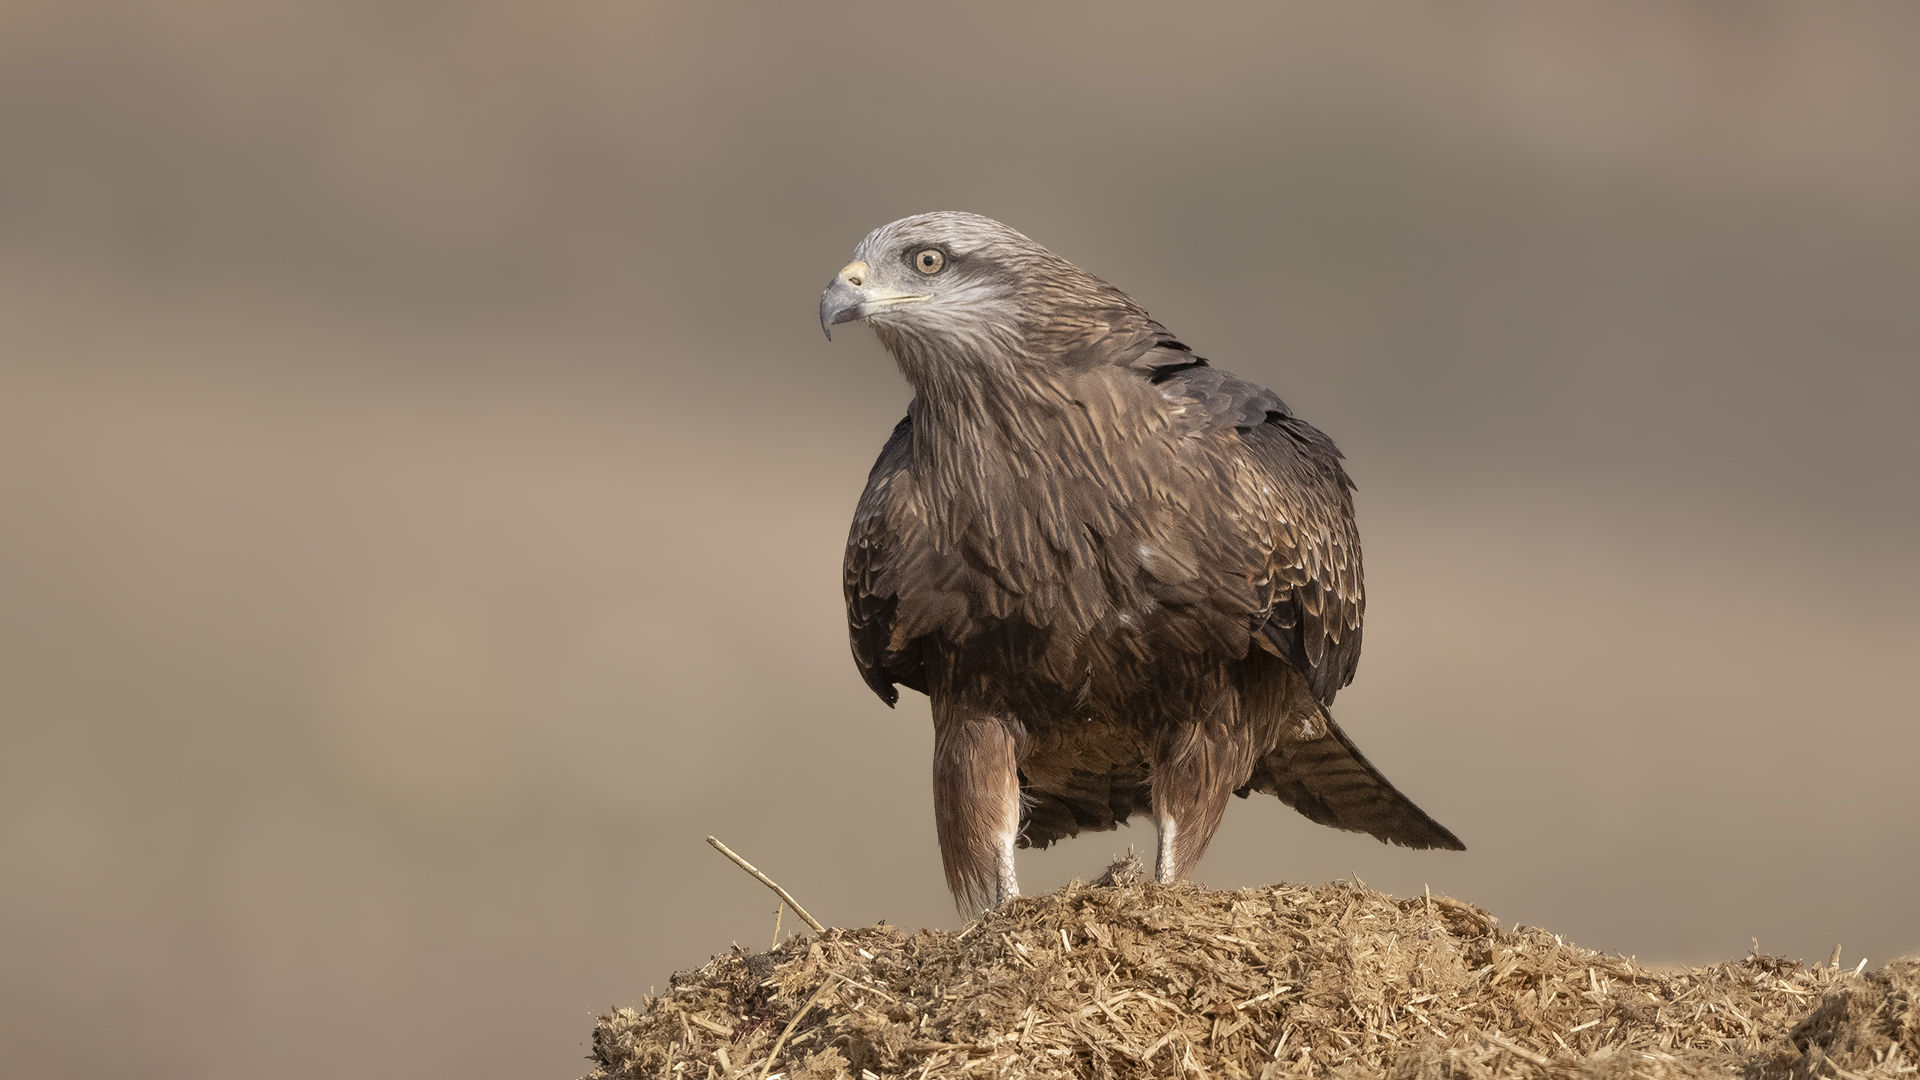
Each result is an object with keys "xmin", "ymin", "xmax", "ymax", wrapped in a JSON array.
[{"xmin": 822, "ymin": 212, "xmax": 1463, "ymax": 913}]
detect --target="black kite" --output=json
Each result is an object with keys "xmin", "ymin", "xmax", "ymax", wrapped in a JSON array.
[{"xmin": 821, "ymin": 213, "xmax": 1463, "ymax": 913}]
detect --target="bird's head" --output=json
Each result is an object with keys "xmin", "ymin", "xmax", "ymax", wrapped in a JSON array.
[{"xmin": 820, "ymin": 212, "xmax": 1135, "ymax": 372}]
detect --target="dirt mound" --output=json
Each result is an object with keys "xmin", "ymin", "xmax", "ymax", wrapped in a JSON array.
[{"xmin": 586, "ymin": 867, "xmax": 1917, "ymax": 1078}]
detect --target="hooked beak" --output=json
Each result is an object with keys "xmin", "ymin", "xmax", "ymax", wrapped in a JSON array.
[{"xmin": 819, "ymin": 260, "xmax": 929, "ymax": 340}]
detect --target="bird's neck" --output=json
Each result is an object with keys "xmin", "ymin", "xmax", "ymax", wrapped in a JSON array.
[
  {"xmin": 871, "ymin": 326, "xmax": 1030, "ymax": 454},
  {"xmin": 876, "ymin": 304, "xmax": 1179, "ymax": 507},
  {"xmin": 902, "ymin": 365, "xmax": 1176, "ymax": 531},
  {"xmin": 905, "ymin": 362, "xmax": 1068, "ymax": 494}
]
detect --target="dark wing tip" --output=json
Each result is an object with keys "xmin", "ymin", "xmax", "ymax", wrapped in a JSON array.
[
  {"xmin": 1383, "ymin": 821, "xmax": 1467, "ymax": 852},
  {"xmin": 856, "ymin": 666, "xmax": 901, "ymax": 707}
]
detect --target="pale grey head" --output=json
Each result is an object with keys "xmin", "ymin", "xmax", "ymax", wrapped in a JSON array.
[{"xmin": 819, "ymin": 212, "xmax": 1134, "ymax": 367}]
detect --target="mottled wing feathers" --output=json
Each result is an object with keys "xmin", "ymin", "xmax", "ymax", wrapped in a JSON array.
[
  {"xmin": 1156, "ymin": 365, "xmax": 1366, "ymax": 705},
  {"xmin": 1244, "ymin": 415, "xmax": 1366, "ymax": 705},
  {"xmin": 1154, "ymin": 360, "xmax": 1283, "ymax": 428},
  {"xmin": 845, "ymin": 415, "xmax": 926, "ymax": 704}
]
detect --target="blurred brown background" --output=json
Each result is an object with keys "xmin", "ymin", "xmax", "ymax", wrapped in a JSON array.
[{"xmin": 2, "ymin": 3, "xmax": 1916, "ymax": 1078}]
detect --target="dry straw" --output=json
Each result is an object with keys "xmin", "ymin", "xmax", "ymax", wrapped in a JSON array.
[{"xmin": 589, "ymin": 856, "xmax": 1917, "ymax": 1079}]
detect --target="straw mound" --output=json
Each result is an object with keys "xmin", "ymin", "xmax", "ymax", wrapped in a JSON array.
[{"xmin": 587, "ymin": 864, "xmax": 1917, "ymax": 1079}]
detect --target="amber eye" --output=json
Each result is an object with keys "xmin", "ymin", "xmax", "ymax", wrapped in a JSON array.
[{"xmin": 913, "ymin": 248, "xmax": 945, "ymax": 275}]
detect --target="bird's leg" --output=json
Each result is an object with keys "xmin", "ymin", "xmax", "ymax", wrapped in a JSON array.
[
  {"xmin": 1149, "ymin": 724, "xmax": 1240, "ymax": 884},
  {"xmin": 1150, "ymin": 812, "xmax": 1180, "ymax": 885},
  {"xmin": 930, "ymin": 700, "xmax": 1021, "ymax": 913}
]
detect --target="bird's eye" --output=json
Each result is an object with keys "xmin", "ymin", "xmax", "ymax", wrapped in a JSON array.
[{"xmin": 913, "ymin": 248, "xmax": 945, "ymax": 275}]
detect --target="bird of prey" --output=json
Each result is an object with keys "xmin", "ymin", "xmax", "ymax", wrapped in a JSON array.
[{"xmin": 821, "ymin": 212, "xmax": 1463, "ymax": 913}]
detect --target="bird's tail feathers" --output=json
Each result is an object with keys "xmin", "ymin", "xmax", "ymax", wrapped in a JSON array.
[{"xmin": 1237, "ymin": 700, "xmax": 1465, "ymax": 852}]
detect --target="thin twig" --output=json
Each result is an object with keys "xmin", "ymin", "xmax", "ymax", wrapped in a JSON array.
[
  {"xmin": 758, "ymin": 978, "xmax": 834, "ymax": 1080},
  {"xmin": 706, "ymin": 836, "xmax": 827, "ymax": 933}
]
